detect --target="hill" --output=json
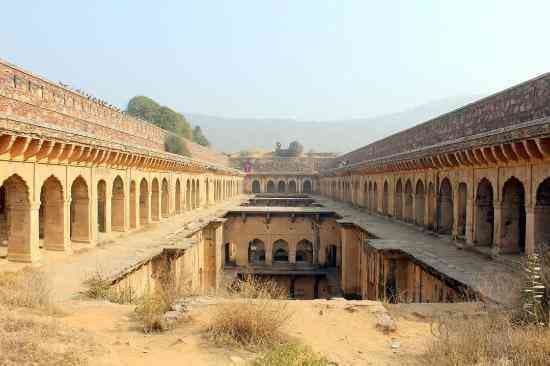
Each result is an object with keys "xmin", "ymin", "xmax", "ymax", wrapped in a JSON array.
[{"xmin": 186, "ymin": 96, "xmax": 481, "ymax": 154}]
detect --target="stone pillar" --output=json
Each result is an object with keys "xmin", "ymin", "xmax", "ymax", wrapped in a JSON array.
[
  {"xmin": 340, "ymin": 224, "xmax": 361, "ymax": 296},
  {"xmin": 265, "ymin": 241, "xmax": 273, "ymax": 265},
  {"xmin": 465, "ymin": 197, "xmax": 475, "ymax": 244},
  {"xmin": 43, "ymin": 199, "xmax": 71, "ymax": 252},
  {"xmin": 289, "ymin": 241, "xmax": 296, "ymax": 264},
  {"xmin": 493, "ymin": 202, "xmax": 502, "ymax": 254},
  {"xmin": 7, "ymin": 202, "xmax": 41, "ymax": 262},
  {"xmin": 452, "ymin": 185, "xmax": 459, "ymax": 238},
  {"xmin": 105, "ymin": 190, "xmax": 112, "ymax": 232},
  {"xmin": 525, "ymin": 205, "xmax": 535, "ymax": 255}
]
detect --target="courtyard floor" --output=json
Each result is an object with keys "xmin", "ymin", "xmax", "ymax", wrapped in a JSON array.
[{"xmin": 315, "ymin": 196, "xmax": 522, "ymax": 305}]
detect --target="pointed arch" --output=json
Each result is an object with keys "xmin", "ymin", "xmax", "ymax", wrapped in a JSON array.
[
  {"xmin": 500, "ymin": 177, "xmax": 526, "ymax": 253},
  {"xmin": 111, "ymin": 175, "xmax": 125, "ymax": 231},
  {"xmin": 139, "ymin": 178, "xmax": 149, "ymax": 225},
  {"xmin": 39, "ymin": 176, "xmax": 65, "ymax": 250},
  {"xmin": 475, "ymin": 178, "xmax": 494, "ymax": 246},
  {"xmin": 70, "ymin": 176, "xmax": 90, "ymax": 242}
]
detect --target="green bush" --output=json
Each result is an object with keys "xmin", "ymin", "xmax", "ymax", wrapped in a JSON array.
[{"xmin": 165, "ymin": 135, "xmax": 190, "ymax": 156}]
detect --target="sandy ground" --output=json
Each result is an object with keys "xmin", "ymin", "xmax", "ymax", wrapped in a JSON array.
[{"xmin": 53, "ymin": 298, "xmax": 437, "ymax": 366}]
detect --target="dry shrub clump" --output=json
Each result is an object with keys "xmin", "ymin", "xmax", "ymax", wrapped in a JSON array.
[
  {"xmin": 83, "ymin": 268, "xmax": 136, "ymax": 304},
  {"xmin": 134, "ymin": 267, "xmax": 192, "ymax": 333},
  {"xmin": 0, "ymin": 308, "xmax": 99, "ymax": 366},
  {"xmin": 423, "ymin": 313, "xmax": 550, "ymax": 366},
  {"xmin": 0, "ymin": 268, "xmax": 55, "ymax": 312},
  {"xmin": 254, "ymin": 343, "xmax": 331, "ymax": 366},
  {"xmin": 206, "ymin": 276, "xmax": 293, "ymax": 348}
]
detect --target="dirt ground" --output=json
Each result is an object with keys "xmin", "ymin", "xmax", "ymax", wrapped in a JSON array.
[{"xmin": 50, "ymin": 297, "xmax": 444, "ymax": 366}]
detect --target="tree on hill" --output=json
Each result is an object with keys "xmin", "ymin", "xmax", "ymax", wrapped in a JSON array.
[
  {"xmin": 192, "ymin": 126, "xmax": 210, "ymax": 147},
  {"xmin": 127, "ymin": 96, "xmax": 202, "ymax": 156}
]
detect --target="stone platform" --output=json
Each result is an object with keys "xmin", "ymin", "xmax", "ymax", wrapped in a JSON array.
[{"xmin": 315, "ymin": 196, "xmax": 522, "ymax": 305}]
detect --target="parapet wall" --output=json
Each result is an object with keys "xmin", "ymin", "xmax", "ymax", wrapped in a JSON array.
[
  {"xmin": 0, "ymin": 59, "xmax": 229, "ymax": 166},
  {"xmin": 330, "ymin": 72, "xmax": 550, "ymax": 167}
]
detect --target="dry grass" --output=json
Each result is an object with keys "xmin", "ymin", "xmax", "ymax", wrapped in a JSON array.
[
  {"xmin": 206, "ymin": 276, "xmax": 293, "ymax": 348},
  {"xmin": 82, "ymin": 267, "xmax": 136, "ymax": 304},
  {"xmin": 0, "ymin": 307, "xmax": 100, "ymax": 366},
  {"xmin": 0, "ymin": 268, "xmax": 58, "ymax": 313},
  {"xmin": 134, "ymin": 267, "xmax": 192, "ymax": 333},
  {"xmin": 423, "ymin": 313, "xmax": 550, "ymax": 366},
  {"xmin": 254, "ymin": 343, "xmax": 331, "ymax": 366}
]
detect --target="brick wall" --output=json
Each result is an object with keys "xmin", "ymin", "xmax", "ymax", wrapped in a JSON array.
[
  {"xmin": 330, "ymin": 72, "xmax": 550, "ymax": 167},
  {"xmin": 0, "ymin": 60, "xmax": 229, "ymax": 166}
]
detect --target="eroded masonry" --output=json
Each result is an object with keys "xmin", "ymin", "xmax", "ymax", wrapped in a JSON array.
[{"xmin": 2, "ymin": 58, "xmax": 550, "ymax": 305}]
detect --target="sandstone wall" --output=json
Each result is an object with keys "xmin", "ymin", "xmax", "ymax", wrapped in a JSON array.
[
  {"xmin": 330, "ymin": 72, "xmax": 550, "ymax": 167},
  {"xmin": 0, "ymin": 60, "xmax": 229, "ymax": 166}
]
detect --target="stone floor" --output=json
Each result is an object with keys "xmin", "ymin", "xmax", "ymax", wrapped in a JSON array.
[
  {"xmin": 0, "ymin": 197, "xmax": 247, "ymax": 301},
  {"xmin": 315, "ymin": 196, "xmax": 523, "ymax": 305}
]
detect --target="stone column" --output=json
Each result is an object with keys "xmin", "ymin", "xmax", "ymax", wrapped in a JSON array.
[
  {"xmin": 525, "ymin": 205, "xmax": 535, "ymax": 255},
  {"xmin": 266, "ymin": 240, "xmax": 273, "ymax": 266},
  {"xmin": 105, "ymin": 190, "xmax": 113, "ymax": 232},
  {"xmin": 289, "ymin": 240, "xmax": 296, "ymax": 264},
  {"xmin": 465, "ymin": 197, "xmax": 475, "ymax": 244},
  {"xmin": 7, "ymin": 202, "xmax": 41, "ymax": 262},
  {"xmin": 43, "ymin": 199, "xmax": 71, "ymax": 252},
  {"xmin": 493, "ymin": 202, "xmax": 503, "ymax": 254},
  {"xmin": 452, "ymin": 184, "xmax": 459, "ymax": 238}
]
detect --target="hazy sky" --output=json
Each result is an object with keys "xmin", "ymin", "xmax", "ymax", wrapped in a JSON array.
[{"xmin": 2, "ymin": 1, "xmax": 549, "ymax": 120}]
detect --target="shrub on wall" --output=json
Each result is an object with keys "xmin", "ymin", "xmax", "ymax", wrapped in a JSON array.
[{"xmin": 165, "ymin": 135, "xmax": 190, "ymax": 157}]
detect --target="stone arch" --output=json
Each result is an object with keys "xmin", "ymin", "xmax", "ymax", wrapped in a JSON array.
[
  {"xmin": 303, "ymin": 180, "xmax": 312, "ymax": 193},
  {"xmin": 151, "ymin": 178, "xmax": 160, "ymax": 221},
  {"xmin": 427, "ymin": 182, "xmax": 436, "ymax": 229},
  {"xmin": 404, "ymin": 179, "xmax": 413, "ymax": 221},
  {"xmin": 500, "ymin": 177, "xmax": 526, "ymax": 254},
  {"xmin": 475, "ymin": 178, "xmax": 494, "ymax": 246},
  {"xmin": 130, "ymin": 180, "xmax": 137, "ymax": 229},
  {"xmin": 395, "ymin": 179, "xmax": 403, "ymax": 219},
  {"xmin": 248, "ymin": 238, "xmax": 265, "ymax": 264},
  {"xmin": 139, "ymin": 178, "xmax": 149, "ymax": 225},
  {"xmin": 327, "ymin": 244, "xmax": 337, "ymax": 267},
  {"xmin": 288, "ymin": 180, "xmax": 297, "ymax": 193},
  {"xmin": 175, "ymin": 179, "xmax": 181, "ymax": 214},
  {"xmin": 70, "ymin": 176, "xmax": 90, "ymax": 242},
  {"xmin": 97, "ymin": 179, "xmax": 107, "ymax": 233},
  {"xmin": 535, "ymin": 178, "xmax": 550, "ymax": 249},
  {"xmin": 252, "ymin": 180, "xmax": 261, "ymax": 193},
  {"xmin": 437, "ymin": 178, "xmax": 453, "ymax": 234},
  {"xmin": 415, "ymin": 180, "xmax": 425, "ymax": 226},
  {"xmin": 267, "ymin": 180, "xmax": 275, "ymax": 193},
  {"xmin": 382, "ymin": 180, "xmax": 389, "ymax": 215},
  {"xmin": 1, "ymin": 174, "xmax": 33, "ymax": 260},
  {"xmin": 296, "ymin": 239, "xmax": 313, "ymax": 264},
  {"xmin": 363, "ymin": 182, "xmax": 368, "ymax": 207},
  {"xmin": 457, "ymin": 183, "xmax": 467, "ymax": 237},
  {"xmin": 186, "ymin": 179, "xmax": 191, "ymax": 210},
  {"xmin": 111, "ymin": 176, "xmax": 125, "ymax": 231},
  {"xmin": 161, "ymin": 178, "xmax": 169, "ymax": 218},
  {"xmin": 272, "ymin": 239, "xmax": 289, "ymax": 262},
  {"xmin": 278, "ymin": 180, "xmax": 286, "ymax": 193},
  {"xmin": 39, "ymin": 176, "xmax": 65, "ymax": 250}
]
